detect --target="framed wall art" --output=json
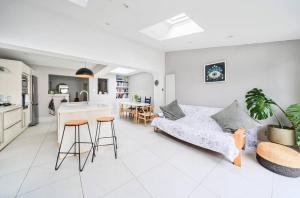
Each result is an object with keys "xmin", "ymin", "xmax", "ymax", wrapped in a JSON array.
[{"xmin": 204, "ymin": 61, "xmax": 226, "ymax": 83}]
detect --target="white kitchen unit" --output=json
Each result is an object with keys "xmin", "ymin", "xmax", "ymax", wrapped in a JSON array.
[
  {"xmin": 57, "ymin": 102, "xmax": 112, "ymax": 156},
  {"xmin": 0, "ymin": 58, "xmax": 32, "ymax": 150},
  {"xmin": 22, "ymin": 107, "xmax": 31, "ymax": 129},
  {"xmin": 0, "ymin": 58, "xmax": 32, "ymax": 105},
  {"xmin": 0, "ymin": 105, "xmax": 23, "ymax": 150}
]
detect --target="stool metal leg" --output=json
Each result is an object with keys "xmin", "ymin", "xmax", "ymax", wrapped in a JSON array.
[
  {"xmin": 93, "ymin": 120, "xmax": 118, "ymax": 161},
  {"xmin": 78, "ymin": 125, "xmax": 81, "ymax": 171},
  {"xmin": 55, "ymin": 123, "xmax": 94, "ymax": 172},
  {"xmin": 86, "ymin": 122, "xmax": 95, "ymax": 162},
  {"xmin": 78, "ymin": 123, "xmax": 94, "ymax": 171},
  {"xmin": 111, "ymin": 122, "xmax": 117, "ymax": 159},
  {"xmin": 74, "ymin": 125, "xmax": 77, "ymax": 156},
  {"xmin": 55, "ymin": 125, "xmax": 67, "ymax": 170},
  {"xmin": 92, "ymin": 122, "xmax": 99, "ymax": 162},
  {"xmin": 112, "ymin": 121, "xmax": 118, "ymax": 149},
  {"xmin": 96, "ymin": 122, "xmax": 101, "ymax": 151}
]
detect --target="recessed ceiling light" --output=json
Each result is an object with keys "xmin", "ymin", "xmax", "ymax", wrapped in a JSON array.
[
  {"xmin": 123, "ymin": 3, "xmax": 129, "ymax": 8},
  {"xmin": 110, "ymin": 67, "xmax": 136, "ymax": 75},
  {"xmin": 140, "ymin": 13, "xmax": 204, "ymax": 41},
  {"xmin": 105, "ymin": 22, "xmax": 111, "ymax": 26},
  {"xmin": 228, "ymin": 35, "xmax": 234, "ymax": 38},
  {"xmin": 68, "ymin": 0, "xmax": 88, "ymax": 7}
]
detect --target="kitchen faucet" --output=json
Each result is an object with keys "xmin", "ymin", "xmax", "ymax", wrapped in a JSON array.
[{"xmin": 80, "ymin": 90, "xmax": 89, "ymax": 102}]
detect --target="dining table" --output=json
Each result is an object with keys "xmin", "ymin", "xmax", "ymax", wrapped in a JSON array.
[{"xmin": 119, "ymin": 101, "xmax": 150, "ymax": 123}]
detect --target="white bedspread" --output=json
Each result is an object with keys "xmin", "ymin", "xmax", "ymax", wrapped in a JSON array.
[{"xmin": 151, "ymin": 105, "xmax": 239, "ymax": 161}]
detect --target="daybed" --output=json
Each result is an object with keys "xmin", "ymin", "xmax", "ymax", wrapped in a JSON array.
[{"xmin": 151, "ymin": 105, "xmax": 245, "ymax": 166}]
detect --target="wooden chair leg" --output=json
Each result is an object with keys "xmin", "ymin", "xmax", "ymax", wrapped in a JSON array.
[
  {"xmin": 233, "ymin": 153, "xmax": 241, "ymax": 167},
  {"xmin": 233, "ymin": 128, "xmax": 246, "ymax": 167}
]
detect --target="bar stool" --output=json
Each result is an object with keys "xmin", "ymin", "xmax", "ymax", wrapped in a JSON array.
[
  {"xmin": 55, "ymin": 119, "xmax": 94, "ymax": 172},
  {"xmin": 92, "ymin": 117, "xmax": 117, "ymax": 161}
]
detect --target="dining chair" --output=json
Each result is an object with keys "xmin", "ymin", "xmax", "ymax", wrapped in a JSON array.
[
  {"xmin": 144, "ymin": 97, "xmax": 151, "ymax": 104},
  {"xmin": 119, "ymin": 104, "xmax": 134, "ymax": 118},
  {"xmin": 136, "ymin": 96, "xmax": 141, "ymax": 103},
  {"xmin": 137, "ymin": 105, "xmax": 155, "ymax": 126}
]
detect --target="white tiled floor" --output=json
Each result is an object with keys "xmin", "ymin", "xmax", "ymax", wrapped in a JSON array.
[{"xmin": 0, "ymin": 118, "xmax": 299, "ymax": 198}]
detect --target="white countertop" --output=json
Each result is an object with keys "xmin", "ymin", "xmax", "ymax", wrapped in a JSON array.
[
  {"xmin": 0, "ymin": 105, "xmax": 22, "ymax": 113},
  {"xmin": 57, "ymin": 102, "xmax": 111, "ymax": 113}
]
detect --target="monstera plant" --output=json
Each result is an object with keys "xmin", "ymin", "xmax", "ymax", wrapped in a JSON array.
[{"xmin": 245, "ymin": 88, "xmax": 300, "ymax": 148}]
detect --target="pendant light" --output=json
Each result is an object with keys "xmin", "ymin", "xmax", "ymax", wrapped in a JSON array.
[{"xmin": 75, "ymin": 62, "xmax": 94, "ymax": 78}]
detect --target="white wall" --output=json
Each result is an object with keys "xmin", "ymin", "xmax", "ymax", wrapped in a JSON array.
[
  {"xmin": 166, "ymin": 40, "xmax": 300, "ymax": 109},
  {"xmin": 89, "ymin": 74, "xmax": 118, "ymax": 113},
  {"xmin": 0, "ymin": 0, "xmax": 165, "ymax": 108},
  {"xmin": 128, "ymin": 72, "xmax": 154, "ymax": 103}
]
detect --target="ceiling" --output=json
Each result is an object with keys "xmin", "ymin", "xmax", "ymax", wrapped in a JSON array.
[
  {"xmin": 0, "ymin": 47, "xmax": 96, "ymax": 70},
  {"xmin": 0, "ymin": 47, "xmax": 142, "ymax": 76},
  {"xmin": 21, "ymin": 0, "xmax": 300, "ymax": 51}
]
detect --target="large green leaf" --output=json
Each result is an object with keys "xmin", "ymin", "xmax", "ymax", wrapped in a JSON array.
[
  {"xmin": 286, "ymin": 104, "xmax": 300, "ymax": 129},
  {"xmin": 245, "ymin": 88, "xmax": 275, "ymax": 120}
]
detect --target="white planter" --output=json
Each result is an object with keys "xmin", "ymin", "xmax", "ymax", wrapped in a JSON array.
[{"xmin": 268, "ymin": 125, "xmax": 295, "ymax": 146}]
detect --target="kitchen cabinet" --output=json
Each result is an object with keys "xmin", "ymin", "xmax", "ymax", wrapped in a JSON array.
[
  {"xmin": 3, "ymin": 107, "xmax": 22, "ymax": 129},
  {"xmin": 0, "ymin": 106, "xmax": 23, "ymax": 150},
  {"xmin": 22, "ymin": 107, "xmax": 31, "ymax": 129}
]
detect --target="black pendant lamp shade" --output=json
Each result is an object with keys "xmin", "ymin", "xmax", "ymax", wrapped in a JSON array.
[{"xmin": 75, "ymin": 67, "xmax": 94, "ymax": 78}]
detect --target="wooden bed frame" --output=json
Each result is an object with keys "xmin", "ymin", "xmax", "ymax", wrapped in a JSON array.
[{"xmin": 154, "ymin": 127, "xmax": 246, "ymax": 167}]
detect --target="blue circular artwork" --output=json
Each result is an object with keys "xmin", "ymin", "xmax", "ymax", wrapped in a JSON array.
[{"xmin": 205, "ymin": 62, "xmax": 225, "ymax": 82}]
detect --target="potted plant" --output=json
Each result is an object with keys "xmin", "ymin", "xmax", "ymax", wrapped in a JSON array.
[{"xmin": 245, "ymin": 88, "xmax": 300, "ymax": 147}]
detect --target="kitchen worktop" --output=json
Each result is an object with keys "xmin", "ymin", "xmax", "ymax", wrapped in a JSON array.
[
  {"xmin": 0, "ymin": 105, "xmax": 22, "ymax": 113},
  {"xmin": 57, "ymin": 102, "xmax": 111, "ymax": 113}
]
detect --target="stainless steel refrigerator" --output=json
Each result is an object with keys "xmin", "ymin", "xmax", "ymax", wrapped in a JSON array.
[{"xmin": 30, "ymin": 75, "xmax": 39, "ymax": 126}]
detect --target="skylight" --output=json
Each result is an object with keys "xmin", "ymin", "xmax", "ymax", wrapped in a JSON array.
[
  {"xmin": 140, "ymin": 13, "xmax": 204, "ymax": 41},
  {"xmin": 68, "ymin": 0, "xmax": 88, "ymax": 7},
  {"xmin": 110, "ymin": 67, "xmax": 136, "ymax": 75}
]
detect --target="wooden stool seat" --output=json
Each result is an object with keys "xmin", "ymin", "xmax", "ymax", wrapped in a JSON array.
[
  {"xmin": 96, "ymin": 117, "xmax": 114, "ymax": 122},
  {"xmin": 65, "ymin": 120, "xmax": 88, "ymax": 126}
]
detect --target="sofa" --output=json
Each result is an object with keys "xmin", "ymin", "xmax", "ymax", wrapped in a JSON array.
[{"xmin": 151, "ymin": 105, "xmax": 245, "ymax": 166}]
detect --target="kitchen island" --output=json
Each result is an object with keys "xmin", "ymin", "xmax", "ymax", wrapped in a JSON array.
[{"xmin": 57, "ymin": 102, "xmax": 112, "ymax": 155}]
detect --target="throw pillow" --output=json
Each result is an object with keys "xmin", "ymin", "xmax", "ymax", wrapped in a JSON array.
[
  {"xmin": 160, "ymin": 100, "xmax": 185, "ymax": 120},
  {"xmin": 211, "ymin": 100, "xmax": 260, "ymax": 133}
]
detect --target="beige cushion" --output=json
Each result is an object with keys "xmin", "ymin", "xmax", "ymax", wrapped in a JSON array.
[{"xmin": 257, "ymin": 142, "xmax": 300, "ymax": 168}]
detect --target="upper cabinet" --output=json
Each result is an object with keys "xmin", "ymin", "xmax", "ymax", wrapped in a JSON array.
[
  {"xmin": 0, "ymin": 58, "xmax": 32, "ymax": 105},
  {"xmin": 21, "ymin": 62, "xmax": 32, "ymax": 76}
]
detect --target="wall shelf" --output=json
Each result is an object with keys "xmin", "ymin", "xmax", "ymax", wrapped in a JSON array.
[{"xmin": 116, "ymin": 75, "xmax": 129, "ymax": 99}]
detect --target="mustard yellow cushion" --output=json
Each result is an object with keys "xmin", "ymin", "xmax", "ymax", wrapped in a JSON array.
[{"xmin": 257, "ymin": 142, "xmax": 300, "ymax": 168}]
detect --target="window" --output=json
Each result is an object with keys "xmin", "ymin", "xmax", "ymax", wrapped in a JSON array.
[
  {"xmin": 110, "ymin": 67, "xmax": 136, "ymax": 75},
  {"xmin": 140, "ymin": 13, "xmax": 204, "ymax": 40},
  {"xmin": 98, "ymin": 78, "xmax": 108, "ymax": 94}
]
